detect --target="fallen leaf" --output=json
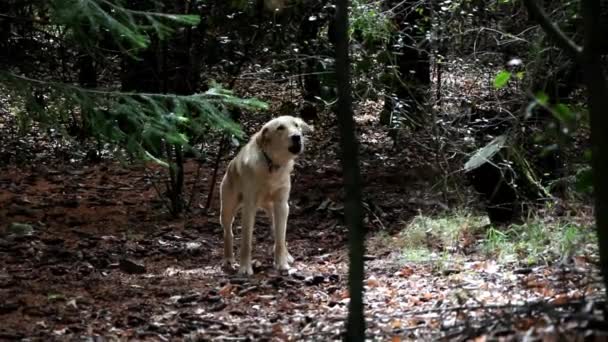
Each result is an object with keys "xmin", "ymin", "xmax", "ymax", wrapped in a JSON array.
[
  {"xmin": 397, "ymin": 266, "xmax": 414, "ymax": 278},
  {"xmin": 219, "ymin": 284, "xmax": 233, "ymax": 297},
  {"xmin": 366, "ymin": 276, "xmax": 381, "ymax": 288},
  {"xmin": 339, "ymin": 289, "xmax": 350, "ymax": 299},
  {"xmin": 473, "ymin": 335, "xmax": 487, "ymax": 342},
  {"xmin": 549, "ymin": 294, "xmax": 569, "ymax": 305}
]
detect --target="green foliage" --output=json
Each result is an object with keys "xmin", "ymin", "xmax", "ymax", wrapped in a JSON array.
[
  {"xmin": 398, "ymin": 212, "xmax": 489, "ymax": 254},
  {"xmin": 350, "ymin": 0, "xmax": 392, "ymax": 44},
  {"xmin": 483, "ymin": 220, "xmax": 594, "ymax": 265},
  {"xmin": 386, "ymin": 211, "xmax": 593, "ymax": 267},
  {"xmin": 1, "ymin": 0, "xmax": 268, "ymax": 169},
  {"xmin": 1, "ymin": 72, "xmax": 267, "ymax": 165},
  {"xmin": 51, "ymin": 0, "xmax": 200, "ymax": 52},
  {"xmin": 493, "ymin": 70, "xmax": 512, "ymax": 89},
  {"xmin": 526, "ymin": 91, "xmax": 590, "ymax": 195}
]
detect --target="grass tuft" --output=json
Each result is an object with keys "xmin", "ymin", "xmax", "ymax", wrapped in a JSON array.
[{"xmin": 370, "ymin": 209, "xmax": 596, "ymax": 267}]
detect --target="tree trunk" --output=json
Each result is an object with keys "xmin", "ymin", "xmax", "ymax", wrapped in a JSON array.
[
  {"xmin": 380, "ymin": 0, "xmax": 431, "ymax": 127},
  {"xmin": 334, "ymin": 0, "xmax": 366, "ymax": 340},
  {"xmin": 581, "ymin": 0, "xmax": 608, "ymax": 302},
  {"xmin": 77, "ymin": 52, "xmax": 97, "ymax": 140}
]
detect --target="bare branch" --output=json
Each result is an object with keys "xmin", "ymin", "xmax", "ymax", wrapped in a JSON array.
[{"xmin": 522, "ymin": 0, "xmax": 583, "ymax": 59}]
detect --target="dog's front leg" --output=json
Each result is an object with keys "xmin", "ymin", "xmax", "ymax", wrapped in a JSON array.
[
  {"xmin": 220, "ymin": 188, "xmax": 238, "ymax": 273},
  {"xmin": 238, "ymin": 202, "xmax": 256, "ymax": 276},
  {"xmin": 273, "ymin": 201, "xmax": 291, "ymax": 271}
]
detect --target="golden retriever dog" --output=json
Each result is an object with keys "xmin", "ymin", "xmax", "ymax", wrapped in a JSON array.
[{"xmin": 219, "ymin": 115, "xmax": 313, "ymax": 275}]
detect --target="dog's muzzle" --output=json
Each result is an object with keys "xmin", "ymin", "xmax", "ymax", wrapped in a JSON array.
[{"xmin": 288, "ymin": 134, "xmax": 302, "ymax": 154}]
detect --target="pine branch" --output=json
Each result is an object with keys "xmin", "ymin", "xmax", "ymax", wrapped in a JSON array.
[
  {"xmin": 1, "ymin": 72, "xmax": 267, "ymax": 113},
  {"xmin": 51, "ymin": 0, "xmax": 201, "ymax": 52},
  {"xmin": 97, "ymin": 0, "xmax": 199, "ymax": 24},
  {"xmin": 0, "ymin": 71, "xmax": 268, "ymax": 166}
]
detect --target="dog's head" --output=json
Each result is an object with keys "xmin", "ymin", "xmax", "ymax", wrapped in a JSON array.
[{"xmin": 255, "ymin": 115, "xmax": 313, "ymax": 163}]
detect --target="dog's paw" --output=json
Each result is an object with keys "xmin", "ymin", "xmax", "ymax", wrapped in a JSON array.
[
  {"xmin": 222, "ymin": 259, "xmax": 237, "ymax": 274},
  {"xmin": 237, "ymin": 264, "xmax": 254, "ymax": 276},
  {"xmin": 274, "ymin": 258, "xmax": 290, "ymax": 273},
  {"xmin": 286, "ymin": 252, "xmax": 295, "ymax": 264}
]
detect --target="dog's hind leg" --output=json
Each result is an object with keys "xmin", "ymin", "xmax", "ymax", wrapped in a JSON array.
[
  {"xmin": 262, "ymin": 203, "xmax": 275, "ymax": 238},
  {"xmin": 220, "ymin": 185, "xmax": 238, "ymax": 273}
]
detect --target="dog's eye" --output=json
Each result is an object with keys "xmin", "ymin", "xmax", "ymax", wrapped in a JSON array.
[{"xmin": 277, "ymin": 125, "xmax": 285, "ymax": 131}]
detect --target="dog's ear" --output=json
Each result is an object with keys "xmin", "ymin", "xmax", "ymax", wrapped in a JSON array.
[
  {"xmin": 296, "ymin": 118, "xmax": 314, "ymax": 134},
  {"xmin": 255, "ymin": 127, "xmax": 268, "ymax": 147}
]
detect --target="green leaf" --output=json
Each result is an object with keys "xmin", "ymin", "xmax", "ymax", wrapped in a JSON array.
[
  {"xmin": 515, "ymin": 71, "xmax": 525, "ymax": 80},
  {"xmin": 493, "ymin": 71, "xmax": 511, "ymax": 89},
  {"xmin": 464, "ymin": 135, "xmax": 507, "ymax": 172},
  {"xmin": 535, "ymin": 91, "xmax": 549, "ymax": 106},
  {"xmin": 552, "ymin": 103, "xmax": 576, "ymax": 124}
]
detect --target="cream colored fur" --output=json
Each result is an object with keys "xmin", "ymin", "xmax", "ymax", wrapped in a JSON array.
[{"xmin": 219, "ymin": 115, "xmax": 313, "ymax": 275}]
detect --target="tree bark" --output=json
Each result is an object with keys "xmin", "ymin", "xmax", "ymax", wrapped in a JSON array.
[
  {"xmin": 334, "ymin": 0, "xmax": 366, "ymax": 340},
  {"xmin": 580, "ymin": 0, "xmax": 608, "ymax": 302},
  {"xmin": 380, "ymin": 0, "xmax": 431, "ymax": 127}
]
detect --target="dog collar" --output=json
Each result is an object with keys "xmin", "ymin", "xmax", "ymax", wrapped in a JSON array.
[{"xmin": 262, "ymin": 150, "xmax": 281, "ymax": 172}]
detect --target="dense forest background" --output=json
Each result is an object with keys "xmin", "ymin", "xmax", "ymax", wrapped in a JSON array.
[{"xmin": 1, "ymin": 0, "xmax": 606, "ymax": 340}]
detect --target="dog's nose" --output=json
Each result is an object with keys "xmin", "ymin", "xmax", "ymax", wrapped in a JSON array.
[{"xmin": 291, "ymin": 134, "xmax": 301, "ymax": 144}]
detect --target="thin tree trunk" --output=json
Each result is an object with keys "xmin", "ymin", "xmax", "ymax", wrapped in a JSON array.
[
  {"xmin": 580, "ymin": 0, "xmax": 608, "ymax": 301},
  {"xmin": 334, "ymin": 0, "xmax": 366, "ymax": 340}
]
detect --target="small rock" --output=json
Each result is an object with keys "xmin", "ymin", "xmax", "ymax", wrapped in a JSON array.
[
  {"xmin": 119, "ymin": 258, "xmax": 146, "ymax": 274},
  {"xmin": 185, "ymin": 242, "xmax": 202, "ymax": 256},
  {"xmin": 7, "ymin": 222, "xmax": 35, "ymax": 237}
]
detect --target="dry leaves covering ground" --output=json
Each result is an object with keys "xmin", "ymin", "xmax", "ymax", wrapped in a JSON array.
[{"xmin": 0, "ymin": 73, "xmax": 606, "ymax": 340}]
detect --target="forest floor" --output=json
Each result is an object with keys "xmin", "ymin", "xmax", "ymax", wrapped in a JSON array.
[{"xmin": 0, "ymin": 79, "xmax": 606, "ymax": 341}]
